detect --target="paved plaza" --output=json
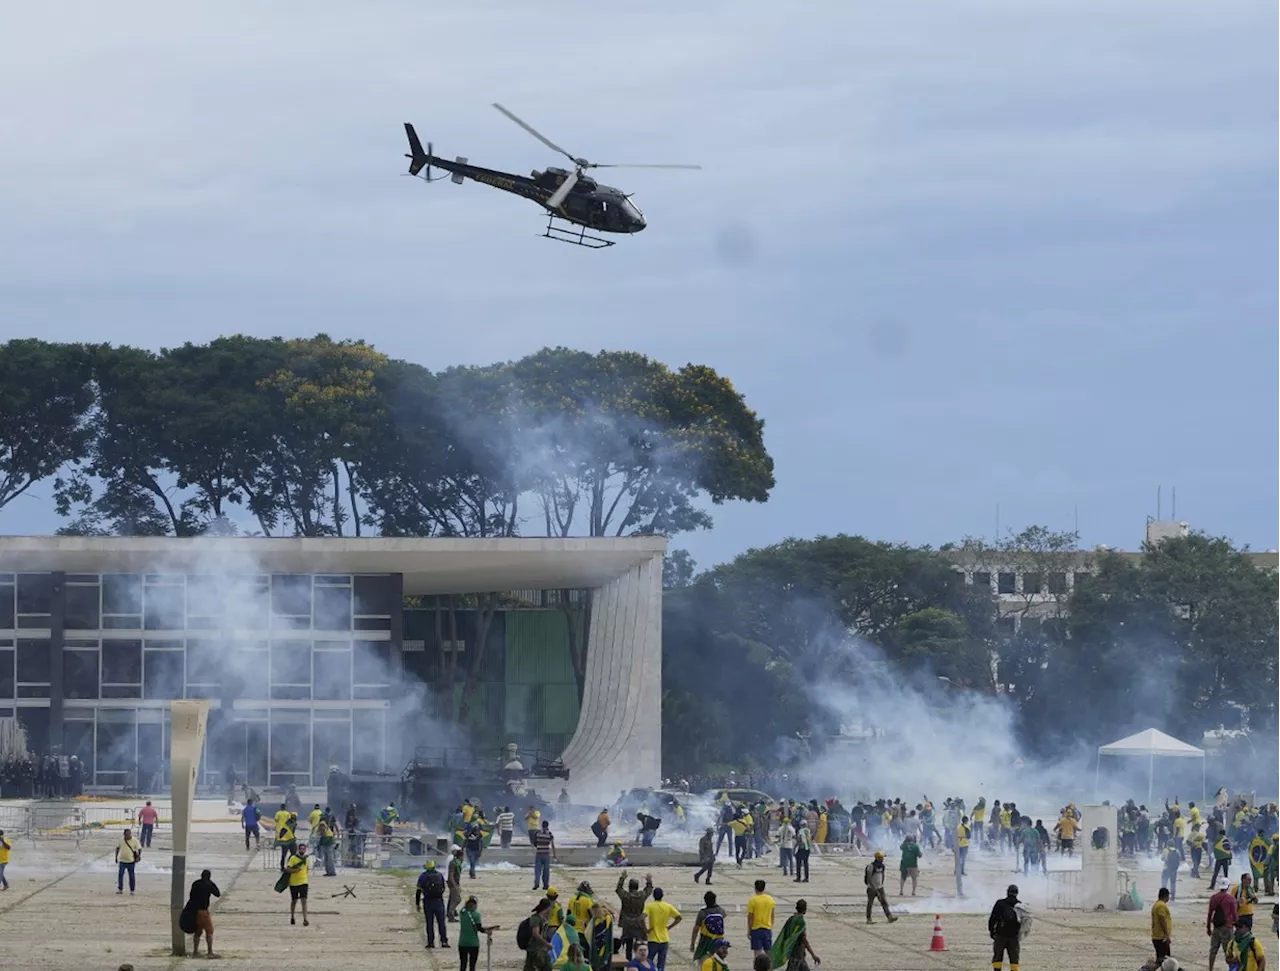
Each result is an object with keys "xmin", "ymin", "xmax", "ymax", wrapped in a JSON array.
[{"xmin": 0, "ymin": 800, "xmax": 1225, "ymax": 971}]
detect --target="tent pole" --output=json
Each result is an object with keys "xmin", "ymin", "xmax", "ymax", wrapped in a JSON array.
[
  {"xmin": 1201, "ymin": 755, "xmax": 1206, "ymax": 804},
  {"xmin": 1148, "ymin": 752, "xmax": 1154, "ymax": 805}
]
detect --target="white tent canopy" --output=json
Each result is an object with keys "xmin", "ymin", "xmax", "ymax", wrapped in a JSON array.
[{"xmin": 1094, "ymin": 728, "xmax": 1206, "ymax": 803}]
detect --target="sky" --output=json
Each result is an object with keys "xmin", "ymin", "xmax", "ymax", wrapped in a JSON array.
[{"xmin": 0, "ymin": 0, "xmax": 1276, "ymax": 570}]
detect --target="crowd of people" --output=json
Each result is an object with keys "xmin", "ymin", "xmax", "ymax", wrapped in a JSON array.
[{"xmin": 0, "ymin": 752, "xmax": 86, "ymax": 798}]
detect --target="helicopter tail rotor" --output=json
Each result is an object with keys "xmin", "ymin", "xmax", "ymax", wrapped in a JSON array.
[{"xmin": 404, "ymin": 123, "xmax": 430, "ymax": 177}]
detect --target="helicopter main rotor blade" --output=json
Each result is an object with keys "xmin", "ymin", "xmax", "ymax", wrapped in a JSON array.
[
  {"xmin": 545, "ymin": 169, "xmax": 579, "ymax": 210},
  {"xmin": 587, "ymin": 163, "xmax": 703, "ymax": 170},
  {"xmin": 492, "ymin": 103, "xmax": 577, "ymax": 163}
]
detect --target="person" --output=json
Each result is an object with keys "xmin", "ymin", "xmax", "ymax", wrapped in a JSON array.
[
  {"xmin": 589, "ymin": 899, "xmax": 616, "ymax": 971},
  {"xmin": 777, "ymin": 816, "xmax": 795, "ymax": 878},
  {"xmin": 561, "ymin": 943, "xmax": 591, "ymax": 971},
  {"xmin": 956, "ymin": 815, "xmax": 971, "ymax": 876},
  {"xmin": 608, "ymin": 841, "xmax": 631, "ymax": 867},
  {"xmin": 546, "ymin": 887, "xmax": 565, "ymax": 932},
  {"xmin": 1188, "ymin": 822, "xmax": 1206, "ymax": 879},
  {"xmin": 771, "ymin": 900, "xmax": 820, "ymax": 971},
  {"xmin": 526, "ymin": 806, "xmax": 543, "ymax": 844},
  {"xmin": 1248, "ymin": 832, "xmax": 1270, "ymax": 890},
  {"xmin": 532, "ymin": 819, "xmax": 557, "ymax": 891},
  {"xmin": 864, "ymin": 852, "xmax": 896, "ymax": 924},
  {"xmin": 793, "ymin": 824, "xmax": 812, "ymax": 884},
  {"xmin": 242, "ymin": 797, "xmax": 261, "ymax": 851},
  {"xmin": 569, "ymin": 882, "xmax": 596, "ymax": 929},
  {"xmin": 275, "ymin": 807, "xmax": 298, "ymax": 871},
  {"xmin": 644, "ymin": 887, "xmax": 681, "ymax": 971},
  {"xmin": 316, "ymin": 812, "xmax": 337, "ymax": 876},
  {"xmin": 465, "ymin": 821, "xmax": 485, "ymax": 878},
  {"xmin": 1226, "ymin": 917, "xmax": 1266, "ymax": 971},
  {"xmin": 377, "ymin": 802, "xmax": 399, "ymax": 846},
  {"xmin": 524, "ymin": 898, "xmax": 553, "ymax": 971},
  {"xmin": 593, "ymin": 808, "xmax": 612, "ymax": 847},
  {"xmin": 1210, "ymin": 831, "xmax": 1232, "ymax": 889},
  {"xmin": 899, "ymin": 834, "xmax": 922, "ymax": 896},
  {"xmin": 989, "ymin": 884, "xmax": 1022, "ymax": 971},
  {"xmin": 0, "ymin": 828, "xmax": 10, "ymax": 890},
  {"xmin": 694, "ymin": 828, "xmax": 715, "ymax": 885},
  {"xmin": 701, "ymin": 939, "xmax": 731, "ymax": 971},
  {"xmin": 1162, "ymin": 842, "xmax": 1183, "ymax": 902},
  {"xmin": 691, "ymin": 890, "xmax": 727, "ymax": 964},
  {"xmin": 284, "ymin": 842, "xmax": 310, "ymax": 926},
  {"xmin": 186, "ymin": 868, "xmax": 221, "ymax": 958},
  {"xmin": 418, "ymin": 859, "xmax": 449, "ymax": 947},
  {"xmin": 447, "ymin": 846, "xmax": 464, "ymax": 921},
  {"xmin": 1151, "ymin": 886, "xmax": 1173, "ymax": 964},
  {"xmin": 1232, "ymin": 874, "xmax": 1258, "ymax": 931},
  {"xmin": 497, "ymin": 806, "xmax": 515, "ymax": 848},
  {"xmin": 138, "ymin": 800, "xmax": 159, "ymax": 848},
  {"xmin": 458, "ymin": 894, "xmax": 497, "ymax": 971},
  {"xmin": 1207, "ymin": 877, "xmax": 1238, "ymax": 971},
  {"xmin": 637, "ymin": 811, "xmax": 662, "ymax": 848},
  {"xmin": 1057, "ymin": 811, "xmax": 1078, "ymax": 856},
  {"xmin": 617, "ymin": 872, "xmax": 654, "ymax": 960},
  {"xmin": 626, "ymin": 942, "xmax": 657, "ymax": 971},
  {"xmin": 115, "ymin": 827, "xmax": 142, "ymax": 895},
  {"xmin": 746, "ymin": 879, "xmax": 775, "ymax": 957}
]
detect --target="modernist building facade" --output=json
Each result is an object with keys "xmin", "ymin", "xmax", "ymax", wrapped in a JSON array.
[{"xmin": 0, "ymin": 536, "xmax": 665, "ymax": 793}]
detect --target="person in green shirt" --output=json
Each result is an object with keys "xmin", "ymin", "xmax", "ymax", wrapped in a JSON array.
[
  {"xmin": 458, "ymin": 896, "xmax": 498, "ymax": 971},
  {"xmin": 561, "ymin": 943, "xmax": 591, "ymax": 971},
  {"xmin": 899, "ymin": 835, "xmax": 923, "ymax": 896}
]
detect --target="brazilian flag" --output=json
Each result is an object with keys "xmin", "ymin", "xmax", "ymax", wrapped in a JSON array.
[
  {"xmin": 453, "ymin": 821, "xmax": 495, "ymax": 848},
  {"xmin": 770, "ymin": 913, "xmax": 806, "ymax": 970}
]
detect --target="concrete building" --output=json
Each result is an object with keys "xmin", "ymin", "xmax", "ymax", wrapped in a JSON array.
[{"xmin": 0, "ymin": 535, "xmax": 665, "ymax": 793}]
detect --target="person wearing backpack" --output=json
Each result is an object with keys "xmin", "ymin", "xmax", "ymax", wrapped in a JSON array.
[
  {"xmin": 863, "ymin": 852, "xmax": 896, "ymax": 925},
  {"xmin": 417, "ymin": 859, "xmax": 450, "ymax": 948},
  {"xmin": 1206, "ymin": 878, "xmax": 1238, "ymax": 971},
  {"xmin": 519, "ymin": 897, "xmax": 553, "ymax": 971},
  {"xmin": 988, "ymin": 884, "xmax": 1022, "ymax": 970}
]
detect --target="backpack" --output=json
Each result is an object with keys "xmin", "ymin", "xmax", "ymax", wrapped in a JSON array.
[
  {"xmin": 1211, "ymin": 898, "xmax": 1228, "ymax": 927},
  {"xmin": 516, "ymin": 917, "xmax": 533, "ymax": 951},
  {"xmin": 995, "ymin": 900, "xmax": 1020, "ymax": 937}
]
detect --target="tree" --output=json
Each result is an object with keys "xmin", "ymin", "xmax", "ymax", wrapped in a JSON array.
[
  {"xmin": 663, "ymin": 549, "xmax": 697, "ymax": 589},
  {"xmin": 0, "ymin": 340, "xmax": 95, "ymax": 511}
]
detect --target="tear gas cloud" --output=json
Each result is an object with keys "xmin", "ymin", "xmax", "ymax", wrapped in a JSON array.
[{"xmin": 73, "ymin": 544, "xmax": 465, "ymax": 788}]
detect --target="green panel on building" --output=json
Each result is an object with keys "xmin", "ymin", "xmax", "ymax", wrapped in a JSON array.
[{"xmin": 503, "ymin": 612, "xmax": 579, "ymax": 745}]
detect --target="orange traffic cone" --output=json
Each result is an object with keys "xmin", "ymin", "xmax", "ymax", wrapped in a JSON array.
[{"xmin": 928, "ymin": 914, "xmax": 947, "ymax": 951}]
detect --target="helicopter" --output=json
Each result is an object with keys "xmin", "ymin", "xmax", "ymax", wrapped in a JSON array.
[{"xmin": 403, "ymin": 104, "xmax": 701, "ymax": 248}]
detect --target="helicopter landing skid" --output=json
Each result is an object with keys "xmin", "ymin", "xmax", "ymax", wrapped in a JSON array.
[{"xmin": 543, "ymin": 213, "xmax": 614, "ymax": 249}]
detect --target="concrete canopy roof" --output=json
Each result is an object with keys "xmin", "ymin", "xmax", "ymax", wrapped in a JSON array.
[{"xmin": 0, "ymin": 535, "xmax": 668, "ymax": 595}]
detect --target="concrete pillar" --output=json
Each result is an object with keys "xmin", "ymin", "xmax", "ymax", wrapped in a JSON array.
[
  {"xmin": 169, "ymin": 699, "xmax": 211, "ymax": 956},
  {"xmin": 48, "ymin": 571, "xmax": 66, "ymax": 751},
  {"xmin": 1079, "ymin": 804, "xmax": 1119, "ymax": 911}
]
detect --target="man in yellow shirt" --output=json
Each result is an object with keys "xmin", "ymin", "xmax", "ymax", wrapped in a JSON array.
[
  {"xmin": 525, "ymin": 806, "xmax": 542, "ymax": 844},
  {"xmin": 1232, "ymin": 875, "xmax": 1258, "ymax": 930},
  {"xmin": 644, "ymin": 887, "xmax": 682, "ymax": 971},
  {"xmin": 285, "ymin": 843, "xmax": 310, "ymax": 927},
  {"xmin": 1150, "ymin": 886, "xmax": 1173, "ymax": 963},
  {"xmin": 0, "ymin": 827, "xmax": 11, "ymax": 890},
  {"xmin": 745, "ymin": 879, "xmax": 775, "ymax": 957},
  {"xmin": 956, "ymin": 816, "xmax": 971, "ymax": 877},
  {"xmin": 1057, "ymin": 813, "xmax": 1078, "ymax": 856},
  {"xmin": 115, "ymin": 827, "xmax": 143, "ymax": 894}
]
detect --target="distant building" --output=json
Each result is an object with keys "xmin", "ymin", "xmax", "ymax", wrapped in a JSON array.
[{"xmin": 0, "ymin": 535, "xmax": 665, "ymax": 792}]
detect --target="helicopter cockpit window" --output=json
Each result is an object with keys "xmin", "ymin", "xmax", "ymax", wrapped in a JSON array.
[{"xmin": 620, "ymin": 197, "xmax": 643, "ymax": 220}]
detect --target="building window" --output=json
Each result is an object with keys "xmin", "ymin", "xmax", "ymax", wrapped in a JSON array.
[
  {"xmin": 972, "ymin": 572, "xmax": 992, "ymax": 591},
  {"xmin": 144, "ymin": 580, "xmax": 185, "ymax": 631},
  {"xmin": 1047, "ymin": 572, "xmax": 1068, "ymax": 595},
  {"xmin": 0, "ymin": 646, "xmax": 14, "ymax": 698},
  {"xmin": 65, "ymin": 583, "xmax": 102, "ymax": 630},
  {"xmin": 271, "ymin": 575, "xmax": 312, "ymax": 625},
  {"xmin": 313, "ymin": 647, "xmax": 352, "ymax": 700},
  {"xmin": 997, "ymin": 572, "xmax": 1016, "ymax": 595},
  {"xmin": 1023, "ymin": 573, "xmax": 1042, "ymax": 595},
  {"xmin": 16, "ymin": 574, "xmax": 53, "ymax": 617},
  {"xmin": 16, "ymin": 638, "xmax": 51, "ymax": 683},
  {"xmin": 0, "ymin": 580, "xmax": 15, "ymax": 629},
  {"xmin": 63, "ymin": 649, "xmax": 100, "ymax": 699},
  {"xmin": 103, "ymin": 574, "xmax": 142, "ymax": 615},
  {"xmin": 102, "ymin": 639, "xmax": 143, "ymax": 685},
  {"xmin": 144, "ymin": 647, "xmax": 186, "ymax": 700},
  {"xmin": 313, "ymin": 583, "xmax": 352, "ymax": 631}
]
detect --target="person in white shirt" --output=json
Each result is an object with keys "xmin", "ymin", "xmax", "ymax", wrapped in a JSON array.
[
  {"xmin": 115, "ymin": 828, "xmax": 143, "ymax": 894},
  {"xmin": 777, "ymin": 819, "xmax": 795, "ymax": 877},
  {"xmin": 496, "ymin": 807, "xmax": 516, "ymax": 848}
]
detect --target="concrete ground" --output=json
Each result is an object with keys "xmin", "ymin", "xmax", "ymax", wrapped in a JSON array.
[{"xmin": 0, "ymin": 802, "xmax": 1264, "ymax": 970}]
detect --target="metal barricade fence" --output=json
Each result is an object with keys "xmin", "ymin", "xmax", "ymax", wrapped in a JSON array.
[{"xmin": 0, "ymin": 805, "xmax": 31, "ymax": 840}]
